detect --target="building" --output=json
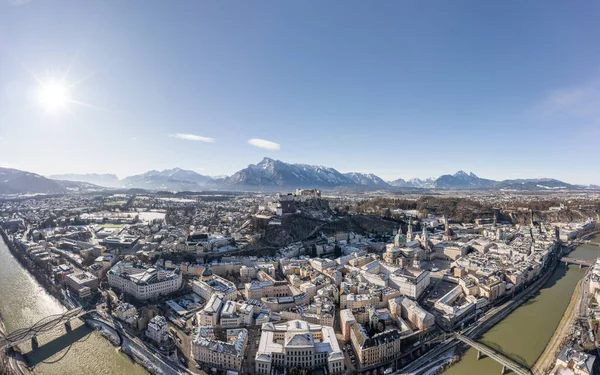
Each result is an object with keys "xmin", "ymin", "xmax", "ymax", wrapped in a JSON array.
[
  {"xmin": 255, "ymin": 320, "xmax": 344, "ymax": 374},
  {"xmin": 115, "ymin": 302, "xmax": 138, "ymax": 326},
  {"xmin": 108, "ymin": 261, "xmax": 182, "ymax": 301},
  {"xmin": 66, "ymin": 271, "xmax": 99, "ymax": 298},
  {"xmin": 551, "ymin": 346, "xmax": 595, "ymax": 375},
  {"xmin": 146, "ymin": 315, "xmax": 168, "ymax": 345},
  {"xmin": 197, "ymin": 294, "xmax": 224, "ymax": 327},
  {"xmin": 244, "ymin": 280, "xmax": 292, "ymax": 300},
  {"xmin": 192, "ymin": 328, "xmax": 248, "ymax": 372},
  {"xmin": 388, "ymin": 269, "xmax": 431, "ymax": 299},
  {"xmin": 192, "ymin": 273, "xmax": 239, "ymax": 301},
  {"xmin": 350, "ymin": 324, "xmax": 402, "ymax": 367},
  {"xmin": 389, "ymin": 296, "xmax": 434, "ymax": 331},
  {"xmin": 340, "ymin": 309, "xmax": 357, "ymax": 341}
]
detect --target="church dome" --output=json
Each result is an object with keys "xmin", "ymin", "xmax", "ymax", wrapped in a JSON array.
[{"xmin": 202, "ymin": 267, "xmax": 213, "ymax": 278}]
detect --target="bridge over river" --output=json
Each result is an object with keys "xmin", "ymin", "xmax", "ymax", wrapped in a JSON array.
[
  {"xmin": 0, "ymin": 307, "xmax": 86, "ymax": 350},
  {"xmin": 561, "ymin": 257, "xmax": 594, "ymax": 267},
  {"xmin": 456, "ymin": 334, "xmax": 532, "ymax": 375}
]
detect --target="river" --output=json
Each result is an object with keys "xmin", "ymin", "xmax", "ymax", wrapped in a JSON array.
[
  {"xmin": 444, "ymin": 234, "xmax": 600, "ymax": 375},
  {"xmin": 0, "ymin": 238, "xmax": 147, "ymax": 375}
]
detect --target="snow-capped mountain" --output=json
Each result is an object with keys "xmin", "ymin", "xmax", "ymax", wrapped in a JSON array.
[
  {"xmin": 222, "ymin": 157, "xmax": 357, "ymax": 189},
  {"xmin": 343, "ymin": 172, "xmax": 390, "ymax": 187},
  {"xmin": 389, "ymin": 177, "xmax": 436, "ymax": 188},
  {"xmin": 4, "ymin": 158, "xmax": 596, "ymax": 195}
]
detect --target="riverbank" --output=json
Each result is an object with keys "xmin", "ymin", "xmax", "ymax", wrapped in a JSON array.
[
  {"xmin": 443, "ymin": 242, "xmax": 592, "ymax": 375},
  {"xmin": 0, "ymin": 230, "xmax": 151, "ymax": 375},
  {"xmin": 0, "ymin": 229, "xmax": 64, "ymax": 302},
  {"xmin": 531, "ymin": 234, "xmax": 598, "ymax": 374},
  {"xmin": 404, "ymin": 245, "xmax": 564, "ymax": 375},
  {"xmin": 531, "ymin": 276, "xmax": 582, "ymax": 374}
]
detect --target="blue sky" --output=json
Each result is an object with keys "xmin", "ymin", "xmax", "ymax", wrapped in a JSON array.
[{"xmin": 0, "ymin": 1, "xmax": 599, "ymax": 184}]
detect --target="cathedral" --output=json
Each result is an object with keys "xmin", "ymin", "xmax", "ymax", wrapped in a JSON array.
[{"xmin": 383, "ymin": 218, "xmax": 432, "ymax": 268}]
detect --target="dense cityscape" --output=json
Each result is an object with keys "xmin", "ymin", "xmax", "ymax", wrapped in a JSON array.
[
  {"xmin": 0, "ymin": 186, "xmax": 598, "ymax": 375},
  {"xmin": 2, "ymin": 1, "xmax": 600, "ymax": 374}
]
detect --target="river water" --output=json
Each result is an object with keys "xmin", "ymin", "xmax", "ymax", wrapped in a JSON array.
[
  {"xmin": 444, "ymin": 235, "xmax": 600, "ymax": 375},
  {"xmin": 0, "ymin": 239, "xmax": 147, "ymax": 375}
]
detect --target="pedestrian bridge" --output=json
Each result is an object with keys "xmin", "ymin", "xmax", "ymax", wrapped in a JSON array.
[
  {"xmin": 0, "ymin": 307, "xmax": 86, "ymax": 350},
  {"xmin": 561, "ymin": 257, "xmax": 594, "ymax": 267},
  {"xmin": 456, "ymin": 334, "xmax": 531, "ymax": 375}
]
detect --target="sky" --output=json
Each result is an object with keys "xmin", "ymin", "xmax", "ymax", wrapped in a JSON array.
[{"xmin": 0, "ymin": 1, "xmax": 599, "ymax": 184}]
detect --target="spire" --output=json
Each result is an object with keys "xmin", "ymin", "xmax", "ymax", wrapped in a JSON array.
[
  {"xmin": 407, "ymin": 217, "xmax": 414, "ymax": 242},
  {"xmin": 422, "ymin": 226, "xmax": 430, "ymax": 251}
]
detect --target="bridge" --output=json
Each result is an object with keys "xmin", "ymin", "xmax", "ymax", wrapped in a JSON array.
[
  {"xmin": 456, "ymin": 334, "xmax": 531, "ymax": 375},
  {"xmin": 0, "ymin": 307, "xmax": 86, "ymax": 350},
  {"xmin": 561, "ymin": 257, "xmax": 594, "ymax": 267}
]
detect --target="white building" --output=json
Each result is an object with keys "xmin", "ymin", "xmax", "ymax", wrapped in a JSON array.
[
  {"xmin": 108, "ymin": 261, "xmax": 182, "ymax": 301},
  {"xmin": 146, "ymin": 315, "xmax": 169, "ymax": 345},
  {"xmin": 197, "ymin": 294, "xmax": 224, "ymax": 327},
  {"xmin": 192, "ymin": 328, "xmax": 248, "ymax": 372},
  {"xmin": 115, "ymin": 302, "xmax": 138, "ymax": 325},
  {"xmin": 255, "ymin": 320, "xmax": 344, "ymax": 374},
  {"xmin": 191, "ymin": 274, "xmax": 239, "ymax": 301}
]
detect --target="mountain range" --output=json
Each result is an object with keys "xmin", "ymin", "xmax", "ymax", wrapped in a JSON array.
[
  {"xmin": 0, "ymin": 157, "xmax": 593, "ymax": 194},
  {"xmin": 0, "ymin": 168, "xmax": 105, "ymax": 195}
]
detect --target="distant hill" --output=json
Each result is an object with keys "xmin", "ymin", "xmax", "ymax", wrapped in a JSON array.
[
  {"xmin": 0, "ymin": 167, "xmax": 65, "ymax": 194},
  {"xmin": 0, "ymin": 168, "xmax": 103, "ymax": 194},
  {"xmin": 495, "ymin": 178, "xmax": 577, "ymax": 191},
  {"xmin": 433, "ymin": 171, "xmax": 497, "ymax": 189},
  {"xmin": 50, "ymin": 168, "xmax": 214, "ymax": 191},
  {"xmin": 49, "ymin": 173, "xmax": 121, "ymax": 188},
  {"xmin": 3, "ymin": 158, "xmax": 596, "ymax": 194},
  {"xmin": 120, "ymin": 168, "xmax": 212, "ymax": 191}
]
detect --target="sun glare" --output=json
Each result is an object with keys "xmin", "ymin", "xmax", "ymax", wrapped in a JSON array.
[{"xmin": 38, "ymin": 82, "xmax": 69, "ymax": 112}]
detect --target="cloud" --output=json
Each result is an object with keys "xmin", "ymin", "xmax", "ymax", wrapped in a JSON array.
[
  {"xmin": 169, "ymin": 133, "xmax": 215, "ymax": 143},
  {"xmin": 8, "ymin": 0, "xmax": 31, "ymax": 5},
  {"xmin": 248, "ymin": 138, "xmax": 280, "ymax": 150},
  {"xmin": 536, "ymin": 78, "xmax": 600, "ymax": 119}
]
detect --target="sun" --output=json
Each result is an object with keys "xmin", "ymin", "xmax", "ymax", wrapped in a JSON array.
[{"xmin": 38, "ymin": 82, "xmax": 69, "ymax": 112}]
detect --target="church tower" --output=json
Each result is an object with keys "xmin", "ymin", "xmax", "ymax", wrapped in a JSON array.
[
  {"xmin": 421, "ymin": 226, "xmax": 430, "ymax": 251},
  {"xmin": 406, "ymin": 217, "xmax": 414, "ymax": 242}
]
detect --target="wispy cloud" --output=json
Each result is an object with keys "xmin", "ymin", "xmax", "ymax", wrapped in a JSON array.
[
  {"xmin": 536, "ymin": 78, "xmax": 600, "ymax": 119},
  {"xmin": 248, "ymin": 138, "xmax": 280, "ymax": 150},
  {"xmin": 7, "ymin": 0, "xmax": 31, "ymax": 6},
  {"xmin": 169, "ymin": 133, "xmax": 215, "ymax": 143}
]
